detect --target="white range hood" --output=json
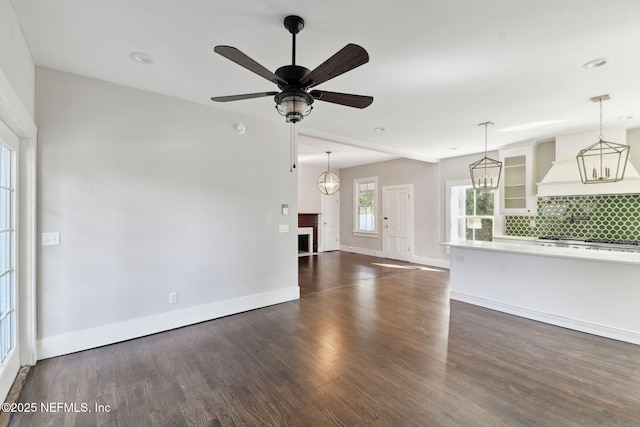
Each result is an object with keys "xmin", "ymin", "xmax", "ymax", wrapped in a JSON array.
[{"xmin": 537, "ymin": 126, "xmax": 640, "ymax": 197}]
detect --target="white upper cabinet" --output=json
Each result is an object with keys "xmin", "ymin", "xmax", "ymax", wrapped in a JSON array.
[{"xmin": 499, "ymin": 142, "xmax": 537, "ymax": 215}]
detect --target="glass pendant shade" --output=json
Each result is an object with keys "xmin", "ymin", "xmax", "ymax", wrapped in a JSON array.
[
  {"xmin": 576, "ymin": 95, "xmax": 630, "ymax": 184},
  {"xmin": 317, "ymin": 151, "xmax": 340, "ymax": 195},
  {"xmin": 318, "ymin": 171, "xmax": 341, "ymax": 195},
  {"xmin": 275, "ymin": 92, "xmax": 313, "ymax": 123},
  {"xmin": 470, "ymin": 122, "xmax": 502, "ymax": 190}
]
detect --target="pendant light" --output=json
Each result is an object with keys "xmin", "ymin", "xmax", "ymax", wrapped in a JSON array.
[
  {"xmin": 469, "ymin": 122, "xmax": 502, "ymax": 190},
  {"xmin": 576, "ymin": 94, "xmax": 630, "ymax": 183},
  {"xmin": 317, "ymin": 151, "xmax": 340, "ymax": 195}
]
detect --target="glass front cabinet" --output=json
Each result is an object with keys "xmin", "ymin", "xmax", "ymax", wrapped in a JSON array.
[{"xmin": 499, "ymin": 142, "xmax": 537, "ymax": 215}]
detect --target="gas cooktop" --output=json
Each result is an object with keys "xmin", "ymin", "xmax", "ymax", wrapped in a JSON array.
[{"xmin": 536, "ymin": 236, "xmax": 640, "ymax": 252}]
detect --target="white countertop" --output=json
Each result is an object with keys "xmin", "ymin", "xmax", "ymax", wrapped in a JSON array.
[
  {"xmin": 492, "ymin": 235, "xmax": 537, "ymax": 242},
  {"xmin": 444, "ymin": 240, "xmax": 640, "ymax": 265}
]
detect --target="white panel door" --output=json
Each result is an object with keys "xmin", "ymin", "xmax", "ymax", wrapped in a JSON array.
[
  {"xmin": 322, "ymin": 191, "xmax": 340, "ymax": 252},
  {"xmin": 382, "ymin": 185, "xmax": 413, "ymax": 262}
]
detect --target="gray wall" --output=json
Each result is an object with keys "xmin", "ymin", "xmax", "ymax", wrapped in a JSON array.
[
  {"xmin": 36, "ymin": 67, "xmax": 298, "ymax": 352},
  {"xmin": 628, "ymin": 128, "xmax": 640, "ymax": 171},
  {"xmin": 339, "ymin": 157, "xmax": 440, "ymax": 262}
]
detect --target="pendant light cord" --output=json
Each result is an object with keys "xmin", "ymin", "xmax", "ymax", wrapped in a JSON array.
[
  {"xmin": 598, "ymin": 98, "xmax": 604, "ymax": 175},
  {"xmin": 484, "ymin": 123, "xmax": 488, "ymax": 156},
  {"xmin": 484, "ymin": 123, "xmax": 488, "ymax": 174}
]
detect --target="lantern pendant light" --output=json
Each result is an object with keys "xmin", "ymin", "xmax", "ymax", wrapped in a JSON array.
[
  {"xmin": 469, "ymin": 122, "xmax": 502, "ymax": 190},
  {"xmin": 576, "ymin": 94, "xmax": 630, "ymax": 184},
  {"xmin": 317, "ymin": 151, "xmax": 340, "ymax": 195}
]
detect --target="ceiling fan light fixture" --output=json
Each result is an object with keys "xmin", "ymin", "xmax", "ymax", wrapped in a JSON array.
[
  {"xmin": 211, "ymin": 14, "xmax": 372, "ymax": 128},
  {"xmin": 275, "ymin": 92, "xmax": 314, "ymax": 123}
]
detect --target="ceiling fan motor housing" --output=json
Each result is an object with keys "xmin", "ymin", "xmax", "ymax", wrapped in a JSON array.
[{"xmin": 275, "ymin": 65, "xmax": 311, "ymax": 89}]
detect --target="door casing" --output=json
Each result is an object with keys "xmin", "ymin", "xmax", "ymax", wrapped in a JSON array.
[{"xmin": 382, "ymin": 184, "xmax": 414, "ymax": 262}]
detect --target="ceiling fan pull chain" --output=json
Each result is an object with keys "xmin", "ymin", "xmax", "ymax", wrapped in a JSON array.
[
  {"xmin": 294, "ymin": 124, "xmax": 298, "ymax": 170},
  {"xmin": 290, "ymin": 123, "xmax": 297, "ymax": 172}
]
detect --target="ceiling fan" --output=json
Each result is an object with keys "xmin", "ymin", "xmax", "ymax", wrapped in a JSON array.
[{"xmin": 211, "ymin": 15, "xmax": 373, "ymax": 123}]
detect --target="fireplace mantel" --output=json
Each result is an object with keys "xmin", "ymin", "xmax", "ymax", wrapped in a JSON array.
[{"xmin": 298, "ymin": 213, "xmax": 320, "ymax": 253}]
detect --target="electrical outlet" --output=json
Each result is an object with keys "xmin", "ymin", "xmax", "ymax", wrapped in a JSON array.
[
  {"xmin": 42, "ymin": 232, "xmax": 60, "ymax": 246},
  {"xmin": 169, "ymin": 292, "xmax": 178, "ymax": 304}
]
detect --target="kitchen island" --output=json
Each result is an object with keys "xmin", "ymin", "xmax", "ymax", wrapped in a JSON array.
[{"xmin": 447, "ymin": 240, "xmax": 640, "ymax": 345}]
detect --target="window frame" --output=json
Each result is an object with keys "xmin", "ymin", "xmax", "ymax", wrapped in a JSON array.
[
  {"xmin": 353, "ymin": 176, "xmax": 379, "ymax": 237},
  {"xmin": 464, "ymin": 187, "xmax": 495, "ymax": 241},
  {"xmin": 449, "ymin": 182, "xmax": 497, "ymax": 243}
]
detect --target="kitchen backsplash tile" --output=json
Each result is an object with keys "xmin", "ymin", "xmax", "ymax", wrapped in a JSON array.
[{"xmin": 505, "ymin": 194, "xmax": 640, "ymax": 240}]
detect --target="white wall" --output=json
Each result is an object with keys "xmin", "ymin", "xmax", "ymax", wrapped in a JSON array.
[
  {"xmin": 35, "ymin": 67, "xmax": 299, "ymax": 358},
  {"xmin": 297, "ymin": 163, "xmax": 326, "ymax": 214},
  {"xmin": 0, "ymin": 0, "xmax": 38, "ymax": 380},
  {"xmin": 297, "ymin": 162, "xmax": 335, "ymax": 251},
  {"xmin": 0, "ymin": 0, "xmax": 35, "ymax": 116}
]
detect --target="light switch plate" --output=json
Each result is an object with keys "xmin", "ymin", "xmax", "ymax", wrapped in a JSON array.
[
  {"xmin": 169, "ymin": 292, "xmax": 178, "ymax": 304},
  {"xmin": 42, "ymin": 232, "xmax": 60, "ymax": 246},
  {"xmin": 279, "ymin": 224, "xmax": 289, "ymax": 233}
]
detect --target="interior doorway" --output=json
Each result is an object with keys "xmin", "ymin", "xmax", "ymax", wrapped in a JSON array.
[
  {"xmin": 382, "ymin": 184, "xmax": 414, "ymax": 262},
  {"xmin": 322, "ymin": 191, "xmax": 340, "ymax": 251}
]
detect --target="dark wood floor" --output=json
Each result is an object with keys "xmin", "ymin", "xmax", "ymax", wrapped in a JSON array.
[{"xmin": 9, "ymin": 251, "xmax": 640, "ymax": 426}]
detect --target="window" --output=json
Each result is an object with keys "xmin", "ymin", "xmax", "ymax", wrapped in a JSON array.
[
  {"xmin": 451, "ymin": 185, "xmax": 495, "ymax": 242},
  {"xmin": 354, "ymin": 177, "xmax": 377, "ymax": 234},
  {"xmin": 0, "ymin": 143, "xmax": 14, "ymax": 369}
]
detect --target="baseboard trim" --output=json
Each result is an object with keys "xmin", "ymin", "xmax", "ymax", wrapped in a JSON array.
[
  {"xmin": 340, "ymin": 246, "xmax": 450, "ymax": 270},
  {"xmin": 450, "ymin": 291, "xmax": 640, "ymax": 345},
  {"xmin": 340, "ymin": 245, "xmax": 383, "ymax": 258},
  {"xmin": 37, "ymin": 286, "xmax": 300, "ymax": 360},
  {"xmin": 411, "ymin": 255, "xmax": 450, "ymax": 269}
]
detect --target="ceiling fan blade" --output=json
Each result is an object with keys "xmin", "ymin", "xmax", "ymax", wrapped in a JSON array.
[
  {"xmin": 310, "ymin": 90, "xmax": 373, "ymax": 109},
  {"xmin": 214, "ymin": 46, "xmax": 288, "ymax": 86},
  {"xmin": 211, "ymin": 91, "xmax": 279, "ymax": 102},
  {"xmin": 302, "ymin": 44, "xmax": 369, "ymax": 89}
]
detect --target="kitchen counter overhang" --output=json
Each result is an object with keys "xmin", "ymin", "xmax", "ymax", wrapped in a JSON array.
[
  {"xmin": 447, "ymin": 239, "xmax": 640, "ymax": 265},
  {"xmin": 445, "ymin": 240, "xmax": 640, "ymax": 345}
]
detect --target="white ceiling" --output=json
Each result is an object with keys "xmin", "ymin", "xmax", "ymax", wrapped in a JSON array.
[
  {"xmin": 297, "ymin": 134, "xmax": 398, "ymax": 169},
  {"xmin": 11, "ymin": 0, "xmax": 640, "ymax": 168}
]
